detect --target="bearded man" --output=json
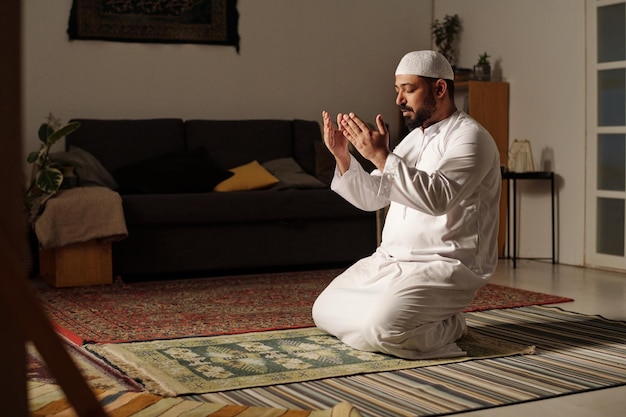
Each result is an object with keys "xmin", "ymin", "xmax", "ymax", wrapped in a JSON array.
[{"xmin": 312, "ymin": 50, "xmax": 501, "ymax": 359}]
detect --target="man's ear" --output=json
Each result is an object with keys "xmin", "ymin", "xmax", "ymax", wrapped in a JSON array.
[{"xmin": 435, "ymin": 79, "xmax": 447, "ymax": 97}]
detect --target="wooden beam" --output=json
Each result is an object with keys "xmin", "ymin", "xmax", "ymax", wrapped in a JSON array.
[{"xmin": 0, "ymin": 1, "xmax": 106, "ymax": 415}]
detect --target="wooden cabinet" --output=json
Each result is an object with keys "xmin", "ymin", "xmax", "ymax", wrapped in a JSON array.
[{"xmin": 457, "ymin": 81, "xmax": 509, "ymax": 257}]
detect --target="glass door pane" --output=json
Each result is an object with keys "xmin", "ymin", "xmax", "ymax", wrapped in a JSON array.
[
  {"xmin": 597, "ymin": 197, "xmax": 625, "ymax": 256},
  {"xmin": 598, "ymin": 134, "xmax": 626, "ymax": 191},
  {"xmin": 598, "ymin": 69, "xmax": 626, "ymax": 126},
  {"xmin": 598, "ymin": 2, "xmax": 625, "ymax": 63}
]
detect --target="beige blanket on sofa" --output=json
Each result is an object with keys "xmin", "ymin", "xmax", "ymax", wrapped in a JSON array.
[{"xmin": 35, "ymin": 186, "xmax": 128, "ymax": 249}]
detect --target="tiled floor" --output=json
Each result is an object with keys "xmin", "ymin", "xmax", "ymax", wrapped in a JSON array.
[{"xmin": 456, "ymin": 259, "xmax": 626, "ymax": 416}]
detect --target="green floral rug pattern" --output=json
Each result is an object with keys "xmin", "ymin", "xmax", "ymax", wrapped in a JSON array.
[{"xmin": 86, "ymin": 327, "xmax": 534, "ymax": 396}]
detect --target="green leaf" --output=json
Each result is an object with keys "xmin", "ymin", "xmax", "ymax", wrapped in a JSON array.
[
  {"xmin": 26, "ymin": 150, "xmax": 40, "ymax": 164},
  {"xmin": 33, "ymin": 147, "xmax": 48, "ymax": 166},
  {"xmin": 47, "ymin": 121, "xmax": 81, "ymax": 145},
  {"xmin": 36, "ymin": 167, "xmax": 63, "ymax": 194},
  {"xmin": 38, "ymin": 123, "xmax": 53, "ymax": 144}
]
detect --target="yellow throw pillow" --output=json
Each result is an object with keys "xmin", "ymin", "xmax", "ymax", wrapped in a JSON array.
[{"xmin": 214, "ymin": 160, "xmax": 280, "ymax": 192}]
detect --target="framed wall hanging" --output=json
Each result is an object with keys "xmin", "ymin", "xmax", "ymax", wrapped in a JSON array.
[{"xmin": 68, "ymin": 0, "xmax": 239, "ymax": 51}]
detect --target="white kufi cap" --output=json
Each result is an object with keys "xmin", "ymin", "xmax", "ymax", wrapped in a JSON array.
[{"xmin": 395, "ymin": 50, "xmax": 454, "ymax": 80}]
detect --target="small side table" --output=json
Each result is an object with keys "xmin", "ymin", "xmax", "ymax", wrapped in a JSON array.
[{"xmin": 502, "ymin": 171, "xmax": 556, "ymax": 268}]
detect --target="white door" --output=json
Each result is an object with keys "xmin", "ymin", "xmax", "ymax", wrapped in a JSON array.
[{"xmin": 585, "ymin": 0, "xmax": 626, "ymax": 269}]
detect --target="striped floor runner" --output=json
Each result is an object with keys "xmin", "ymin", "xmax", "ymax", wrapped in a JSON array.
[
  {"xmin": 192, "ymin": 306, "xmax": 626, "ymax": 417},
  {"xmin": 28, "ymin": 381, "xmax": 363, "ymax": 416}
]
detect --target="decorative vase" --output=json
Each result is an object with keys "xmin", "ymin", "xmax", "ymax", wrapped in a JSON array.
[{"xmin": 473, "ymin": 64, "xmax": 491, "ymax": 81}]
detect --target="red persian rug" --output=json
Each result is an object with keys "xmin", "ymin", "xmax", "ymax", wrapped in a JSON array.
[{"xmin": 34, "ymin": 269, "xmax": 573, "ymax": 345}]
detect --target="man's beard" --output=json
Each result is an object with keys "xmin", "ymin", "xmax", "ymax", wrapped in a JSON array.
[{"xmin": 402, "ymin": 94, "xmax": 437, "ymax": 131}]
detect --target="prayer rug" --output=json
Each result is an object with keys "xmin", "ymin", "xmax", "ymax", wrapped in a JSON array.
[
  {"xmin": 28, "ymin": 381, "xmax": 361, "ymax": 417},
  {"xmin": 34, "ymin": 269, "xmax": 573, "ymax": 345},
  {"xmin": 195, "ymin": 306, "xmax": 626, "ymax": 417},
  {"xmin": 85, "ymin": 328, "xmax": 534, "ymax": 396}
]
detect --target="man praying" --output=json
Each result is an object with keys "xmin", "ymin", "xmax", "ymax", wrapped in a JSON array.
[{"xmin": 312, "ymin": 50, "xmax": 501, "ymax": 359}]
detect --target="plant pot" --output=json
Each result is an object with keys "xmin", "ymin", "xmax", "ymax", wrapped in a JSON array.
[
  {"xmin": 473, "ymin": 64, "xmax": 491, "ymax": 81},
  {"xmin": 60, "ymin": 166, "xmax": 79, "ymax": 189}
]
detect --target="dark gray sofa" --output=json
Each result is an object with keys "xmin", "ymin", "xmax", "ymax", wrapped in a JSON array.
[{"xmin": 65, "ymin": 118, "xmax": 378, "ymax": 278}]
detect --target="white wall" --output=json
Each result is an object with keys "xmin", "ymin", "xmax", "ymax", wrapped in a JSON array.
[
  {"xmin": 435, "ymin": 0, "xmax": 586, "ymax": 266},
  {"xmin": 23, "ymin": 0, "xmax": 588, "ymax": 266},
  {"xmin": 22, "ymin": 0, "xmax": 431, "ymax": 155}
]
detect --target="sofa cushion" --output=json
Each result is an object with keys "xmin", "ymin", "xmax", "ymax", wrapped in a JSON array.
[
  {"xmin": 121, "ymin": 189, "xmax": 372, "ymax": 226},
  {"xmin": 262, "ymin": 157, "xmax": 326, "ymax": 190},
  {"xmin": 115, "ymin": 148, "xmax": 233, "ymax": 194},
  {"xmin": 66, "ymin": 119, "xmax": 186, "ymax": 174},
  {"xmin": 214, "ymin": 160, "xmax": 279, "ymax": 192},
  {"xmin": 185, "ymin": 120, "xmax": 294, "ymax": 169}
]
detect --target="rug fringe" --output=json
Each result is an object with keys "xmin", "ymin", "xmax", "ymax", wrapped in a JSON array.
[{"xmin": 462, "ymin": 330, "xmax": 536, "ymax": 356}]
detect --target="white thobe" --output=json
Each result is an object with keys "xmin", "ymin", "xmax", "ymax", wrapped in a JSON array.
[{"xmin": 312, "ymin": 111, "xmax": 502, "ymax": 359}]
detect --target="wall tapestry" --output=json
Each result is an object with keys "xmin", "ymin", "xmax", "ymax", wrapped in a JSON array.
[{"xmin": 68, "ymin": 0, "xmax": 239, "ymax": 51}]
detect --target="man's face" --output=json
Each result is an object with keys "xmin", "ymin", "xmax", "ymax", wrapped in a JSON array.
[{"xmin": 394, "ymin": 74, "xmax": 437, "ymax": 131}]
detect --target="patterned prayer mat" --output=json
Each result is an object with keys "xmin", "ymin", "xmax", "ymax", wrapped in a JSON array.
[
  {"xmin": 194, "ymin": 306, "xmax": 626, "ymax": 417},
  {"xmin": 85, "ymin": 327, "xmax": 533, "ymax": 396},
  {"xmin": 34, "ymin": 269, "xmax": 573, "ymax": 345},
  {"xmin": 28, "ymin": 381, "xmax": 361, "ymax": 417}
]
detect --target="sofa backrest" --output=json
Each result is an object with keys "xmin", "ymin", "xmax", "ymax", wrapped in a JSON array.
[
  {"xmin": 66, "ymin": 118, "xmax": 186, "ymax": 174},
  {"xmin": 291, "ymin": 119, "xmax": 321, "ymax": 176},
  {"xmin": 185, "ymin": 119, "xmax": 321, "ymax": 175},
  {"xmin": 65, "ymin": 118, "xmax": 325, "ymax": 187}
]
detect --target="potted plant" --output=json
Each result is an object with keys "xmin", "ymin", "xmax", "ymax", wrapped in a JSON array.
[
  {"xmin": 25, "ymin": 114, "xmax": 81, "ymax": 220},
  {"xmin": 431, "ymin": 14, "xmax": 461, "ymax": 68},
  {"xmin": 473, "ymin": 52, "xmax": 491, "ymax": 81}
]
